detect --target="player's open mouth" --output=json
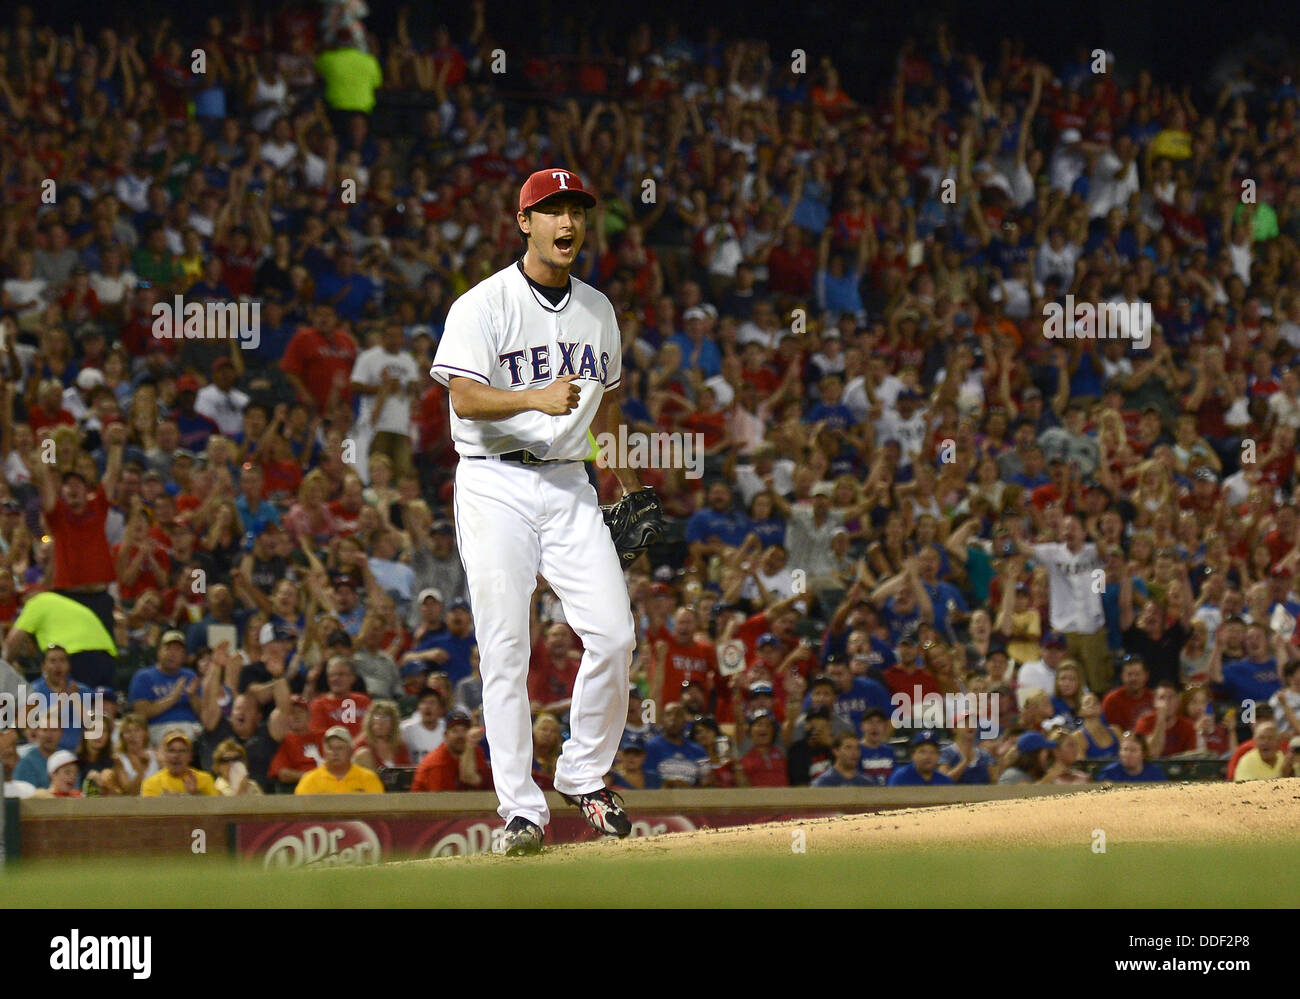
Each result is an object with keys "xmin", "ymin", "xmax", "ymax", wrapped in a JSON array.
[{"xmin": 555, "ymin": 236, "xmax": 574, "ymax": 253}]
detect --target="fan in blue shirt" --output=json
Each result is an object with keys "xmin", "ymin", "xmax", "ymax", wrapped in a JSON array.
[
  {"xmin": 812, "ymin": 734, "xmax": 875, "ymax": 786},
  {"xmin": 1097, "ymin": 734, "xmax": 1167, "ymax": 783},
  {"xmin": 686, "ymin": 483, "xmax": 753, "ymax": 553},
  {"xmin": 643, "ymin": 704, "xmax": 711, "ymax": 787},
  {"xmin": 888, "ymin": 731, "xmax": 956, "ymax": 786}
]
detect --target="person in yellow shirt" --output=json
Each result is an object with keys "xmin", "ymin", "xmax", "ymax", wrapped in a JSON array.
[
  {"xmin": 1234, "ymin": 722, "xmax": 1295, "ymax": 782},
  {"xmin": 140, "ymin": 728, "xmax": 218, "ymax": 796},
  {"xmin": 295, "ymin": 725, "xmax": 385, "ymax": 794}
]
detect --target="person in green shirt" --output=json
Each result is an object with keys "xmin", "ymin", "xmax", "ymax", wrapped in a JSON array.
[
  {"xmin": 1232, "ymin": 201, "xmax": 1280, "ymax": 241},
  {"xmin": 316, "ymin": 43, "xmax": 383, "ymax": 131},
  {"xmin": 4, "ymin": 591, "xmax": 119, "ymax": 689},
  {"xmin": 131, "ymin": 225, "xmax": 182, "ymax": 291}
]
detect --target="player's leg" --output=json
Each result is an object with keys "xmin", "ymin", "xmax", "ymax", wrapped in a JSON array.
[
  {"xmin": 535, "ymin": 464, "xmax": 637, "ymax": 798},
  {"xmin": 453, "ymin": 459, "xmax": 550, "ymax": 829}
]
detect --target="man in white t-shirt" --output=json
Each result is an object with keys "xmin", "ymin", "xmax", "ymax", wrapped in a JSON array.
[
  {"xmin": 1015, "ymin": 632, "xmax": 1070, "ymax": 708},
  {"xmin": 1019, "ymin": 512, "xmax": 1110, "ymax": 693},
  {"xmin": 400, "ymin": 688, "xmax": 447, "ymax": 763},
  {"xmin": 1087, "ymin": 135, "xmax": 1140, "ymax": 219},
  {"xmin": 733, "ymin": 443, "xmax": 796, "ymax": 506},
  {"xmin": 194, "ymin": 358, "xmax": 250, "ymax": 437},
  {"xmin": 874, "ymin": 390, "xmax": 928, "ymax": 470},
  {"xmin": 350, "ymin": 321, "xmax": 421, "ymax": 478}
]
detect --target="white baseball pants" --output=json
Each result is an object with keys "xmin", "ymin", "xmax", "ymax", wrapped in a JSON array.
[{"xmin": 453, "ymin": 457, "xmax": 636, "ymax": 828}]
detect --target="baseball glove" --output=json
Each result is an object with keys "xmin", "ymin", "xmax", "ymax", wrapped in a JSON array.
[{"xmin": 601, "ymin": 487, "xmax": 666, "ymax": 565}]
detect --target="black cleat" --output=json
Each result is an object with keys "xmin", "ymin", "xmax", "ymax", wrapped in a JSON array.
[
  {"xmin": 499, "ymin": 816, "xmax": 544, "ymax": 857},
  {"xmin": 561, "ymin": 786, "xmax": 633, "ymax": 838}
]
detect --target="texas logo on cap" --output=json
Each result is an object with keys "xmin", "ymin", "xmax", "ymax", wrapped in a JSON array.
[{"xmin": 519, "ymin": 168, "xmax": 597, "ymax": 214}]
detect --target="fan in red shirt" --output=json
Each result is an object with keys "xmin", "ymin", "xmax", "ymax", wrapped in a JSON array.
[
  {"xmin": 737, "ymin": 710, "xmax": 789, "ymax": 787},
  {"xmin": 528, "ymin": 621, "xmax": 583, "ymax": 715},
  {"xmin": 309, "ymin": 659, "xmax": 372, "ymax": 737},
  {"xmin": 1132, "ymin": 683, "xmax": 1196, "ymax": 757},
  {"xmin": 269, "ymin": 696, "xmax": 326, "ymax": 790},
  {"xmin": 414, "ymin": 381, "xmax": 454, "ymax": 476},
  {"xmin": 882, "ymin": 634, "xmax": 942, "ymax": 699},
  {"xmin": 280, "ymin": 305, "xmax": 359, "ymax": 413},
  {"xmin": 640, "ymin": 582, "xmax": 676, "ymax": 650},
  {"xmin": 328, "ymin": 473, "xmax": 367, "ymax": 535},
  {"xmin": 651, "ymin": 607, "xmax": 721, "ymax": 713},
  {"xmin": 112, "ymin": 508, "xmax": 172, "ymax": 603},
  {"xmin": 767, "ymin": 225, "xmax": 816, "ymax": 298},
  {"xmin": 1100, "ymin": 657, "xmax": 1155, "ymax": 732},
  {"xmin": 411, "ymin": 709, "xmax": 493, "ymax": 791},
  {"xmin": 36, "ymin": 426, "xmax": 124, "ymax": 635},
  {"xmin": 27, "ymin": 379, "xmax": 77, "ymax": 435}
]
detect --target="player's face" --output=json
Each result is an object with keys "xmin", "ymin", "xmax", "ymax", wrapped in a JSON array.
[{"xmin": 522, "ymin": 196, "xmax": 587, "ymax": 273}]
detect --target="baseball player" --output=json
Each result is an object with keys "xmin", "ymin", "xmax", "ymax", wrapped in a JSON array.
[{"xmin": 431, "ymin": 168, "xmax": 659, "ymax": 856}]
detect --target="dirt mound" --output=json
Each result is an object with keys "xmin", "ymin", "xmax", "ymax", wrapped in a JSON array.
[
  {"xmin": 406, "ymin": 782, "xmax": 1299, "ymax": 867},
  {"xmin": 602, "ymin": 781, "xmax": 1300, "ymax": 856}
]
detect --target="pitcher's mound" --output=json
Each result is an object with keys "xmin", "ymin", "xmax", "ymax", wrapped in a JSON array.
[{"xmin": 533, "ymin": 781, "xmax": 1300, "ymax": 861}]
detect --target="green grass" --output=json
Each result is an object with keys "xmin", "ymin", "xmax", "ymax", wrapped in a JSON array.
[{"xmin": 4, "ymin": 841, "xmax": 1298, "ymax": 907}]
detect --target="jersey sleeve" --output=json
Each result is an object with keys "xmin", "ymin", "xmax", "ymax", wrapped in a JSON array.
[
  {"xmin": 603, "ymin": 299, "xmax": 623, "ymax": 390},
  {"xmin": 431, "ymin": 294, "xmax": 495, "ymax": 387}
]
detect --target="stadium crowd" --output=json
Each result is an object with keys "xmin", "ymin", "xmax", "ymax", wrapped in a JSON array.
[{"xmin": 2, "ymin": 2, "xmax": 1300, "ymax": 802}]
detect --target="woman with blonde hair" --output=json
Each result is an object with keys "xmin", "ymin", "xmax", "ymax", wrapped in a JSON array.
[
  {"xmin": 352, "ymin": 701, "xmax": 411, "ymax": 772},
  {"xmin": 212, "ymin": 739, "xmax": 263, "ymax": 795},
  {"xmin": 364, "ymin": 452, "xmax": 400, "ymax": 514},
  {"xmin": 1130, "ymin": 461, "xmax": 1175, "ymax": 527},
  {"xmin": 111, "ymin": 713, "xmax": 159, "ymax": 796},
  {"xmin": 531, "ymin": 712, "xmax": 563, "ymax": 791},
  {"xmin": 283, "ymin": 468, "xmax": 339, "ymax": 545}
]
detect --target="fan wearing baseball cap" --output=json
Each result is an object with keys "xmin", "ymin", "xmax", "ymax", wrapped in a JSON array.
[
  {"xmin": 294, "ymin": 725, "xmax": 384, "ymax": 794},
  {"xmin": 140, "ymin": 728, "xmax": 218, "ymax": 796},
  {"xmin": 127, "ymin": 630, "xmax": 203, "ymax": 747},
  {"xmin": 887, "ymin": 730, "xmax": 955, "ymax": 786},
  {"xmin": 410, "ymin": 708, "xmax": 493, "ymax": 791}
]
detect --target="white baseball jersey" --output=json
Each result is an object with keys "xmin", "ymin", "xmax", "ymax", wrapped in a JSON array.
[
  {"xmin": 430, "ymin": 261, "xmax": 622, "ymax": 458},
  {"xmin": 429, "ymin": 255, "xmax": 637, "ymax": 830},
  {"xmin": 1032, "ymin": 541, "xmax": 1106, "ymax": 634}
]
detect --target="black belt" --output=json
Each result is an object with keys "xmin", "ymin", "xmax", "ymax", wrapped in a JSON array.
[{"xmin": 465, "ymin": 450, "xmax": 572, "ymax": 465}]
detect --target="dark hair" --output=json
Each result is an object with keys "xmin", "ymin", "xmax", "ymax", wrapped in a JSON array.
[
  {"xmin": 1119, "ymin": 731, "xmax": 1148, "ymax": 761},
  {"xmin": 831, "ymin": 732, "xmax": 859, "ymax": 751}
]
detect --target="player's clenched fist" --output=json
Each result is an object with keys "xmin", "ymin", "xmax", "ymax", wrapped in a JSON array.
[{"xmin": 534, "ymin": 374, "xmax": 582, "ymax": 415}]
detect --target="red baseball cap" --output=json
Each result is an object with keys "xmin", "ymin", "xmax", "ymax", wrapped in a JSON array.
[{"xmin": 518, "ymin": 168, "xmax": 597, "ymax": 214}]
